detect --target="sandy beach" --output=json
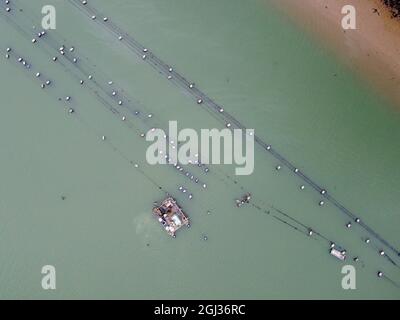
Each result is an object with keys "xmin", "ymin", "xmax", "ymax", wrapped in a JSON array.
[{"xmin": 271, "ymin": 0, "xmax": 400, "ymax": 109}]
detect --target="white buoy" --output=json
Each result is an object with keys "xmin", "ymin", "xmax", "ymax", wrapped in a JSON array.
[
  {"xmin": 276, "ymin": 165, "xmax": 281, "ymax": 170},
  {"xmin": 167, "ymin": 75, "xmax": 172, "ymax": 80},
  {"xmin": 321, "ymin": 189, "xmax": 327, "ymax": 195},
  {"xmin": 266, "ymin": 145, "xmax": 271, "ymax": 150},
  {"xmin": 377, "ymin": 271, "xmax": 383, "ymax": 278},
  {"xmin": 65, "ymin": 96, "xmax": 71, "ymax": 101},
  {"xmin": 219, "ymin": 108, "xmax": 224, "ymax": 113},
  {"xmin": 197, "ymin": 98, "xmax": 203, "ymax": 104},
  {"xmin": 346, "ymin": 222, "xmax": 352, "ymax": 228},
  {"xmin": 143, "ymin": 48, "xmax": 148, "ymax": 53},
  {"xmin": 91, "ymin": 15, "xmax": 96, "ymax": 20},
  {"xmin": 379, "ymin": 250, "xmax": 385, "ymax": 256},
  {"xmin": 168, "ymin": 67, "xmax": 173, "ymax": 72},
  {"xmin": 73, "ymin": 58, "xmax": 77, "ymax": 63},
  {"xmin": 36, "ymin": 73, "xmax": 41, "ymax": 78},
  {"xmin": 32, "ymin": 38, "xmax": 37, "ymax": 44},
  {"xmin": 6, "ymin": 48, "xmax": 11, "ymax": 52},
  {"xmin": 80, "ymin": 80, "xmax": 84, "ymax": 85},
  {"xmin": 88, "ymin": 75, "xmax": 93, "ymax": 80},
  {"xmin": 294, "ymin": 168, "xmax": 299, "ymax": 173},
  {"xmin": 5, "ymin": 54, "xmax": 9, "ymax": 59},
  {"xmin": 46, "ymin": 80, "xmax": 51, "ymax": 85},
  {"xmin": 112, "ymin": 91, "xmax": 117, "ymax": 96},
  {"xmin": 118, "ymin": 36, "xmax": 123, "ymax": 40},
  {"xmin": 103, "ymin": 17, "xmax": 108, "ymax": 22},
  {"xmin": 142, "ymin": 54, "xmax": 146, "ymax": 60},
  {"xmin": 6, "ymin": 7, "xmax": 11, "ymax": 12},
  {"xmin": 189, "ymin": 83, "xmax": 194, "ymax": 89},
  {"xmin": 118, "ymin": 100, "xmax": 122, "ymax": 105},
  {"xmin": 82, "ymin": 0, "xmax": 87, "ymax": 4},
  {"xmin": 319, "ymin": 200, "xmax": 325, "ymax": 206},
  {"xmin": 52, "ymin": 56, "xmax": 57, "ymax": 62},
  {"xmin": 122, "ymin": 116, "xmax": 126, "ymax": 121},
  {"xmin": 101, "ymin": 135, "xmax": 106, "ymax": 141},
  {"xmin": 70, "ymin": 47, "xmax": 74, "ymax": 52}
]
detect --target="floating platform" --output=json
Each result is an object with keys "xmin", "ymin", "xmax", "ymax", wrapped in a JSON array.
[{"xmin": 153, "ymin": 197, "xmax": 190, "ymax": 237}]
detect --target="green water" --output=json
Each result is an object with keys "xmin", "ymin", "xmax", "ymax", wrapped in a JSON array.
[{"xmin": 0, "ymin": 0, "xmax": 399, "ymax": 299}]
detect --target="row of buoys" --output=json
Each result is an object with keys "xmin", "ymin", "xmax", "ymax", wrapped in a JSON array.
[
  {"xmin": 45, "ymin": 31, "xmax": 212, "ymax": 190},
  {"xmin": 178, "ymin": 185, "xmax": 193, "ymax": 200}
]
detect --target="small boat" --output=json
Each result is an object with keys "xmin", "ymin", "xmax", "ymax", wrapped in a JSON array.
[
  {"xmin": 330, "ymin": 248, "xmax": 346, "ymax": 261},
  {"xmin": 235, "ymin": 193, "xmax": 251, "ymax": 207}
]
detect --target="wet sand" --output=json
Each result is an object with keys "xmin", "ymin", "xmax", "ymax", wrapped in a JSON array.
[{"xmin": 271, "ymin": 0, "xmax": 400, "ymax": 109}]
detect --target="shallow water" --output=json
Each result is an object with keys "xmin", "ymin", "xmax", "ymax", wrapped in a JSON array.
[{"xmin": 0, "ymin": 0, "xmax": 399, "ymax": 299}]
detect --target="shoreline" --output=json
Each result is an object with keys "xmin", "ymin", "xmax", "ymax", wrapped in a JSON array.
[{"xmin": 270, "ymin": 0, "xmax": 400, "ymax": 110}]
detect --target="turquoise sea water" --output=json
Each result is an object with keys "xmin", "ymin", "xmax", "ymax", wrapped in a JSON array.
[{"xmin": 0, "ymin": 0, "xmax": 399, "ymax": 299}]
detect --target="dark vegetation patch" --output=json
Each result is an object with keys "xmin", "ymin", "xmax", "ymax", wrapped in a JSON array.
[{"xmin": 382, "ymin": 0, "xmax": 400, "ymax": 18}]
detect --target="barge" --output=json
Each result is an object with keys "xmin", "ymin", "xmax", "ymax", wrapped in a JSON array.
[{"xmin": 153, "ymin": 197, "xmax": 190, "ymax": 237}]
